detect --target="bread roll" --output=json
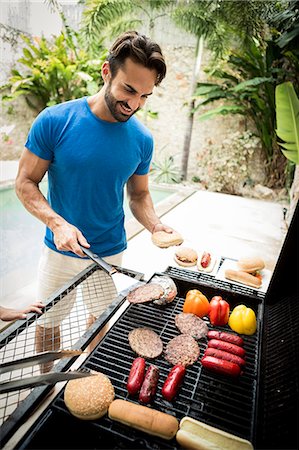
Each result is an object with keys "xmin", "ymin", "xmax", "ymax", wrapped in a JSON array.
[
  {"xmin": 237, "ymin": 257, "xmax": 265, "ymax": 273},
  {"xmin": 176, "ymin": 416, "xmax": 253, "ymax": 450},
  {"xmin": 64, "ymin": 371, "xmax": 115, "ymax": 420},
  {"xmin": 197, "ymin": 252, "xmax": 217, "ymax": 273},
  {"xmin": 152, "ymin": 230, "xmax": 183, "ymax": 248},
  {"xmin": 225, "ymin": 269, "xmax": 262, "ymax": 288},
  {"xmin": 108, "ymin": 399, "xmax": 179, "ymax": 440}
]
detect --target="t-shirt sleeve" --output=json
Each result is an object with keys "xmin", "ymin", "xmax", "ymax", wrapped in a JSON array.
[
  {"xmin": 134, "ymin": 134, "xmax": 154, "ymax": 175},
  {"xmin": 25, "ymin": 108, "xmax": 54, "ymax": 161}
]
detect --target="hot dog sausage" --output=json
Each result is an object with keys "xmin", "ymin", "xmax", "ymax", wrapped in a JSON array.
[
  {"xmin": 200, "ymin": 252, "xmax": 211, "ymax": 268},
  {"xmin": 204, "ymin": 347, "xmax": 246, "ymax": 366},
  {"xmin": 201, "ymin": 355, "xmax": 241, "ymax": 377},
  {"xmin": 208, "ymin": 339, "xmax": 246, "ymax": 358},
  {"xmin": 127, "ymin": 357, "xmax": 146, "ymax": 395},
  {"xmin": 161, "ymin": 364, "xmax": 186, "ymax": 402},
  {"xmin": 139, "ymin": 365, "xmax": 159, "ymax": 404},
  {"xmin": 207, "ymin": 330, "xmax": 244, "ymax": 347}
]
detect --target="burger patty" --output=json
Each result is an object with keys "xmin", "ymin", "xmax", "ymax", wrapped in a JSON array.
[
  {"xmin": 127, "ymin": 284, "xmax": 164, "ymax": 304},
  {"xmin": 128, "ymin": 328, "xmax": 163, "ymax": 359},
  {"xmin": 164, "ymin": 334, "xmax": 200, "ymax": 366},
  {"xmin": 175, "ymin": 313, "xmax": 208, "ymax": 339}
]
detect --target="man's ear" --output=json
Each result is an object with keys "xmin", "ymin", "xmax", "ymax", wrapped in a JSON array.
[{"xmin": 101, "ymin": 61, "xmax": 111, "ymax": 83}]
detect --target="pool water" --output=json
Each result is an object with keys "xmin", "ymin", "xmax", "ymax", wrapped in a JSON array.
[{"xmin": 0, "ymin": 183, "xmax": 173, "ymax": 298}]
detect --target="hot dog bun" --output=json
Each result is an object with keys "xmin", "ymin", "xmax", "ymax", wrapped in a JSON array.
[
  {"xmin": 197, "ymin": 251, "xmax": 217, "ymax": 273},
  {"xmin": 225, "ymin": 269, "xmax": 262, "ymax": 288},
  {"xmin": 174, "ymin": 247, "xmax": 198, "ymax": 267},
  {"xmin": 64, "ymin": 371, "xmax": 115, "ymax": 420},
  {"xmin": 176, "ymin": 416, "xmax": 253, "ymax": 450},
  {"xmin": 237, "ymin": 257, "xmax": 265, "ymax": 273},
  {"xmin": 108, "ymin": 399, "xmax": 179, "ymax": 440}
]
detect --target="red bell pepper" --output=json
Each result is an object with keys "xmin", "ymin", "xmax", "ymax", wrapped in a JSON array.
[{"xmin": 209, "ymin": 296, "xmax": 230, "ymax": 326}]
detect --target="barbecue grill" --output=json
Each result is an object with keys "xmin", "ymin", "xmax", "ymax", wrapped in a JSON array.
[{"xmin": 0, "ymin": 202, "xmax": 298, "ymax": 450}]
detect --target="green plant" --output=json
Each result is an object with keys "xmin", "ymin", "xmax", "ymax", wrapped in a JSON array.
[
  {"xmin": 1, "ymin": 33, "xmax": 107, "ymax": 112},
  {"xmin": 275, "ymin": 81, "xmax": 299, "ymax": 164},
  {"xmin": 150, "ymin": 147, "xmax": 180, "ymax": 184}
]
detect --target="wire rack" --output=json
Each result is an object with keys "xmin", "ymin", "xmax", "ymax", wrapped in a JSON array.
[{"xmin": 0, "ymin": 263, "xmax": 142, "ymax": 430}]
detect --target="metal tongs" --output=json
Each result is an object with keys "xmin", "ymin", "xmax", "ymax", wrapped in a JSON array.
[{"xmin": 0, "ymin": 350, "xmax": 93, "ymax": 394}]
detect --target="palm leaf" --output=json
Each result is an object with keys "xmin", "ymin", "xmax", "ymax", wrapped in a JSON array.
[
  {"xmin": 232, "ymin": 77, "xmax": 274, "ymax": 92},
  {"xmin": 275, "ymin": 81, "xmax": 299, "ymax": 164},
  {"xmin": 197, "ymin": 105, "xmax": 245, "ymax": 120}
]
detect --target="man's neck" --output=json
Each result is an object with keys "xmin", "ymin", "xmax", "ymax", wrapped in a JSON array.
[{"xmin": 87, "ymin": 90, "xmax": 116, "ymax": 123}]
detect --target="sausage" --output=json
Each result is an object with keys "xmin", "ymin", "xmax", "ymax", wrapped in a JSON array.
[
  {"xmin": 207, "ymin": 330, "xmax": 244, "ymax": 347},
  {"xmin": 127, "ymin": 357, "xmax": 146, "ymax": 395},
  {"xmin": 208, "ymin": 339, "xmax": 246, "ymax": 358},
  {"xmin": 139, "ymin": 364, "xmax": 159, "ymax": 404},
  {"xmin": 200, "ymin": 252, "xmax": 211, "ymax": 268},
  {"xmin": 201, "ymin": 355, "xmax": 241, "ymax": 377},
  {"xmin": 204, "ymin": 347, "xmax": 246, "ymax": 366},
  {"xmin": 161, "ymin": 364, "xmax": 186, "ymax": 402}
]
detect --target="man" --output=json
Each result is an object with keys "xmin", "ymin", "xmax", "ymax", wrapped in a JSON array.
[{"xmin": 16, "ymin": 31, "xmax": 175, "ymax": 369}]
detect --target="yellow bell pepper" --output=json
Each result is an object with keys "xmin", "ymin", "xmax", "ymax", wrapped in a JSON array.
[{"xmin": 228, "ymin": 304, "xmax": 257, "ymax": 335}]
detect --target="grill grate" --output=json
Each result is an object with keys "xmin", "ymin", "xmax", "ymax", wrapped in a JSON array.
[
  {"xmin": 0, "ymin": 264, "xmax": 143, "ymax": 446},
  {"xmin": 19, "ymin": 278, "xmax": 261, "ymax": 449}
]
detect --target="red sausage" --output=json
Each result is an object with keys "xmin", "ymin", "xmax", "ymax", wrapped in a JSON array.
[
  {"xmin": 127, "ymin": 357, "xmax": 146, "ymax": 395},
  {"xmin": 161, "ymin": 365, "xmax": 186, "ymax": 402},
  {"xmin": 204, "ymin": 347, "xmax": 246, "ymax": 367},
  {"xmin": 201, "ymin": 252, "xmax": 211, "ymax": 268},
  {"xmin": 208, "ymin": 339, "xmax": 246, "ymax": 358},
  {"xmin": 139, "ymin": 365, "xmax": 159, "ymax": 404},
  {"xmin": 201, "ymin": 355, "xmax": 241, "ymax": 377},
  {"xmin": 207, "ymin": 330, "xmax": 244, "ymax": 347}
]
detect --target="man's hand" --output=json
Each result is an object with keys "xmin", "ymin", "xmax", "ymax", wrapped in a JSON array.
[
  {"xmin": 152, "ymin": 222, "xmax": 174, "ymax": 234},
  {"xmin": 0, "ymin": 302, "xmax": 44, "ymax": 321},
  {"xmin": 52, "ymin": 221, "xmax": 90, "ymax": 256}
]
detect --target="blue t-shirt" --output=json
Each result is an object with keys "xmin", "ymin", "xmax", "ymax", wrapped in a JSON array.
[{"xmin": 25, "ymin": 97, "xmax": 153, "ymax": 258}]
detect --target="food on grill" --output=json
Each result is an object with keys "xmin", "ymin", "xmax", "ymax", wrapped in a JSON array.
[
  {"xmin": 151, "ymin": 230, "xmax": 183, "ymax": 248},
  {"xmin": 175, "ymin": 313, "xmax": 208, "ymax": 339},
  {"xmin": 225, "ymin": 269, "xmax": 262, "ymax": 288},
  {"xmin": 207, "ymin": 330, "xmax": 244, "ymax": 347},
  {"xmin": 209, "ymin": 296, "xmax": 230, "ymax": 326},
  {"xmin": 138, "ymin": 364, "xmax": 159, "ymax": 404},
  {"xmin": 174, "ymin": 247, "xmax": 198, "ymax": 267},
  {"xmin": 183, "ymin": 289, "xmax": 210, "ymax": 318},
  {"xmin": 64, "ymin": 371, "xmax": 115, "ymax": 420},
  {"xmin": 201, "ymin": 355, "xmax": 241, "ymax": 377},
  {"xmin": 165, "ymin": 334, "xmax": 200, "ymax": 366},
  {"xmin": 127, "ymin": 283, "xmax": 164, "ymax": 304},
  {"xmin": 197, "ymin": 251, "xmax": 217, "ymax": 273},
  {"xmin": 108, "ymin": 399, "xmax": 179, "ymax": 440},
  {"xmin": 204, "ymin": 348, "xmax": 246, "ymax": 367},
  {"xmin": 237, "ymin": 257, "xmax": 265, "ymax": 273},
  {"xmin": 127, "ymin": 357, "xmax": 146, "ymax": 395},
  {"xmin": 161, "ymin": 364, "xmax": 186, "ymax": 402},
  {"xmin": 128, "ymin": 328, "xmax": 163, "ymax": 359},
  {"xmin": 150, "ymin": 275, "xmax": 177, "ymax": 306},
  {"xmin": 176, "ymin": 416, "xmax": 254, "ymax": 449},
  {"xmin": 208, "ymin": 339, "xmax": 246, "ymax": 358},
  {"xmin": 228, "ymin": 305, "xmax": 257, "ymax": 335}
]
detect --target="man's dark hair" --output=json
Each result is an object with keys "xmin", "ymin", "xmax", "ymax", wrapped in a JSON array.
[{"xmin": 107, "ymin": 31, "xmax": 166, "ymax": 85}]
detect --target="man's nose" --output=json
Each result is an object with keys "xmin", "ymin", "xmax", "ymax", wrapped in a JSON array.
[{"xmin": 127, "ymin": 97, "xmax": 142, "ymax": 111}]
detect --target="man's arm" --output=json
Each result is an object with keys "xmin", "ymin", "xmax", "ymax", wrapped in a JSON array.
[
  {"xmin": 15, "ymin": 149, "xmax": 89, "ymax": 256},
  {"xmin": 127, "ymin": 173, "xmax": 173, "ymax": 234}
]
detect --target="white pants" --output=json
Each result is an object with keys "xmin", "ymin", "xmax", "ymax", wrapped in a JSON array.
[{"xmin": 37, "ymin": 246, "xmax": 123, "ymax": 328}]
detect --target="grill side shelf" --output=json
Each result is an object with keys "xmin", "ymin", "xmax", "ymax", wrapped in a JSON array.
[{"xmin": 17, "ymin": 275, "xmax": 262, "ymax": 449}]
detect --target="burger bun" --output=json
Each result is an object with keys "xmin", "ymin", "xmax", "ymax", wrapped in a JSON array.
[
  {"xmin": 174, "ymin": 247, "xmax": 198, "ymax": 267},
  {"xmin": 237, "ymin": 257, "xmax": 265, "ymax": 273},
  {"xmin": 152, "ymin": 230, "xmax": 183, "ymax": 248}
]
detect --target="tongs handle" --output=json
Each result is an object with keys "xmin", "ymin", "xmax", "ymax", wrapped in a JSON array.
[
  {"xmin": 0, "ymin": 350, "xmax": 83, "ymax": 374},
  {"xmin": 80, "ymin": 246, "xmax": 117, "ymax": 275}
]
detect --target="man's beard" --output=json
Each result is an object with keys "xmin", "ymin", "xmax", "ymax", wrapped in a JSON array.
[{"xmin": 104, "ymin": 84, "xmax": 139, "ymax": 122}]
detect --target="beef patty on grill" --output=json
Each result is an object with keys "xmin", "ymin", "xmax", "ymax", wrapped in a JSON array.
[
  {"xmin": 175, "ymin": 313, "xmax": 208, "ymax": 339},
  {"xmin": 127, "ymin": 284, "xmax": 164, "ymax": 304},
  {"xmin": 128, "ymin": 328, "xmax": 163, "ymax": 359},
  {"xmin": 165, "ymin": 334, "xmax": 200, "ymax": 366}
]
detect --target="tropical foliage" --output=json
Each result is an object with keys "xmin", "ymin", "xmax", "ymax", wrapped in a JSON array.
[{"xmin": 1, "ymin": 33, "xmax": 106, "ymax": 112}]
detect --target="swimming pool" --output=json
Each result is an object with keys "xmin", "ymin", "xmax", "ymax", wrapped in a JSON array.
[{"xmin": 0, "ymin": 182, "xmax": 174, "ymax": 299}]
